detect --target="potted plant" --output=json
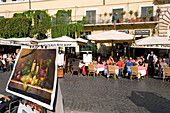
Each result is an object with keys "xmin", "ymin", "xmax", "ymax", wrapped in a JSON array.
[
  {"xmin": 109, "ymin": 13, "xmax": 113, "ymax": 17},
  {"xmin": 146, "ymin": 8, "xmax": 153, "ymax": 21},
  {"xmin": 128, "ymin": 10, "xmax": 133, "ymax": 22},
  {"xmin": 134, "ymin": 11, "xmax": 141, "ymax": 22},
  {"xmin": 114, "ymin": 9, "xmax": 118, "ymax": 15},
  {"xmin": 119, "ymin": 11, "xmax": 126, "ymax": 23}
]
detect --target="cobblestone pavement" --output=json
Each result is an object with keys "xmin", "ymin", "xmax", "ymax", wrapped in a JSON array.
[
  {"xmin": 1, "ymin": 72, "xmax": 170, "ymax": 113},
  {"xmin": 59, "ymin": 73, "xmax": 170, "ymax": 113}
]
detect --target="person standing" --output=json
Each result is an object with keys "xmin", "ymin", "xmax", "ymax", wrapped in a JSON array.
[{"xmin": 147, "ymin": 51, "xmax": 156, "ymax": 76}]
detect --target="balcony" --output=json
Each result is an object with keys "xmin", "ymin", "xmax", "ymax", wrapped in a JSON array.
[
  {"xmin": 74, "ymin": 13, "xmax": 159, "ymax": 27},
  {"xmin": 154, "ymin": 0, "xmax": 170, "ymax": 4}
]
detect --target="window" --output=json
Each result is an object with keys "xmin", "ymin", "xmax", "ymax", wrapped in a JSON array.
[
  {"xmin": 86, "ymin": 10, "xmax": 96, "ymax": 24},
  {"xmin": 141, "ymin": 6, "xmax": 153, "ymax": 20},
  {"xmin": 112, "ymin": 8, "xmax": 123, "ymax": 23},
  {"xmin": 1, "ymin": 0, "xmax": 6, "ymax": 2}
]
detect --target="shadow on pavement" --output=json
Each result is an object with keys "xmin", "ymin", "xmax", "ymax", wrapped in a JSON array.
[{"xmin": 128, "ymin": 91, "xmax": 170, "ymax": 113}]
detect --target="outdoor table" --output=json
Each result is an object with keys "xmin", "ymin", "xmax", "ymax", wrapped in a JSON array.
[
  {"xmin": 138, "ymin": 66, "xmax": 146, "ymax": 77},
  {"xmin": 79, "ymin": 63, "xmax": 90, "ymax": 75},
  {"xmin": 94, "ymin": 64, "xmax": 119, "ymax": 76}
]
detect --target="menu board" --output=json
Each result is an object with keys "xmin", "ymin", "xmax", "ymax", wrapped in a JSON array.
[
  {"xmin": 57, "ymin": 54, "xmax": 64, "ymax": 66},
  {"xmin": 6, "ymin": 48, "xmax": 58, "ymax": 110},
  {"xmin": 83, "ymin": 54, "xmax": 92, "ymax": 63}
]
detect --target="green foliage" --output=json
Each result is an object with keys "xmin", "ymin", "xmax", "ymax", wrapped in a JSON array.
[
  {"xmin": 0, "ymin": 17, "xmax": 32, "ymax": 38},
  {"xmin": 129, "ymin": 10, "xmax": 134, "ymax": 15},
  {"xmin": 51, "ymin": 10, "xmax": 84, "ymax": 38}
]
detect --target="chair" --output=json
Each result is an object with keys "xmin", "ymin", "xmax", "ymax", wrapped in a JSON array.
[
  {"xmin": 71, "ymin": 59, "xmax": 80, "ymax": 77},
  {"xmin": 130, "ymin": 66, "xmax": 141, "ymax": 81},
  {"xmin": 88, "ymin": 64, "xmax": 97, "ymax": 78},
  {"xmin": 163, "ymin": 67, "xmax": 170, "ymax": 82},
  {"xmin": 120, "ymin": 67, "xmax": 124, "ymax": 77},
  {"xmin": 108, "ymin": 65, "xmax": 116, "ymax": 80}
]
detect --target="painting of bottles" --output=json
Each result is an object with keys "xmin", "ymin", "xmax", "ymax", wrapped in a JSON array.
[{"xmin": 6, "ymin": 48, "xmax": 57, "ymax": 110}]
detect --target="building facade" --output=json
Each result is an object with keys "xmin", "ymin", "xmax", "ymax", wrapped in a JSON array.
[{"xmin": 0, "ymin": 0, "xmax": 169, "ymax": 57}]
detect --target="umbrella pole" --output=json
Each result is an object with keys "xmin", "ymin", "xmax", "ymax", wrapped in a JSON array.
[{"xmin": 111, "ymin": 40, "xmax": 113, "ymax": 57}]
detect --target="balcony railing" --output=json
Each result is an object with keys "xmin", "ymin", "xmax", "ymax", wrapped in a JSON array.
[{"xmin": 74, "ymin": 13, "xmax": 159, "ymax": 25}]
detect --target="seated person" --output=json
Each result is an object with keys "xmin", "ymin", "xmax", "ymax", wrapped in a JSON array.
[
  {"xmin": 126, "ymin": 57, "xmax": 135, "ymax": 78},
  {"xmin": 6, "ymin": 55, "xmax": 14, "ymax": 70},
  {"xmin": 107, "ymin": 56, "xmax": 114, "ymax": 65},
  {"xmin": 160, "ymin": 58, "xmax": 168, "ymax": 78},
  {"xmin": 155, "ymin": 58, "xmax": 162, "ymax": 77},
  {"xmin": 116, "ymin": 57, "xmax": 124, "ymax": 78},
  {"xmin": 138, "ymin": 58, "xmax": 144, "ymax": 66},
  {"xmin": 97, "ymin": 56, "xmax": 102, "ymax": 64}
]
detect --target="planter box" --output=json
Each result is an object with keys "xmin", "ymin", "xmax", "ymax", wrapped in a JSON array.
[
  {"xmin": 136, "ymin": 18, "xmax": 141, "ymax": 22},
  {"xmin": 146, "ymin": 17, "xmax": 150, "ymax": 22},
  {"xmin": 119, "ymin": 18, "xmax": 124, "ymax": 23},
  {"xmin": 128, "ymin": 19, "xmax": 132, "ymax": 23},
  {"xmin": 132, "ymin": 19, "xmax": 136, "ymax": 22}
]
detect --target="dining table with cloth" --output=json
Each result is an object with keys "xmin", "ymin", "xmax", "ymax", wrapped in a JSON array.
[
  {"xmin": 94, "ymin": 64, "xmax": 119, "ymax": 76},
  {"xmin": 138, "ymin": 66, "xmax": 147, "ymax": 77}
]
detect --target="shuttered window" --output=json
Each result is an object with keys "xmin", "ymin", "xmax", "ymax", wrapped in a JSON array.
[
  {"xmin": 141, "ymin": 6, "xmax": 153, "ymax": 19},
  {"xmin": 86, "ymin": 10, "xmax": 96, "ymax": 24},
  {"xmin": 112, "ymin": 8, "xmax": 123, "ymax": 23}
]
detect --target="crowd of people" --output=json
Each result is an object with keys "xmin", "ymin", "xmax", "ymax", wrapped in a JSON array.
[
  {"xmin": 96, "ymin": 51, "xmax": 169, "ymax": 79},
  {"xmin": 0, "ymin": 49, "xmax": 20, "ymax": 72}
]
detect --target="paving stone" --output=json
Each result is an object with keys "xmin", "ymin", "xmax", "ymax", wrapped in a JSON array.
[{"xmin": 1, "ymin": 72, "xmax": 170, "ymax": 113}]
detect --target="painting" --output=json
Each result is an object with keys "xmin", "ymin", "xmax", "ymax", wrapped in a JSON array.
[{"xmin": 6, "ymin": 48, "xmax": 57, "ymax": 110}]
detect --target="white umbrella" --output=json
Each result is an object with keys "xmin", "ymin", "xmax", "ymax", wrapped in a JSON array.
[
  {"xmin": 39, "ymin": 36, "xmax": 76, "ymax": 42},
  {"xmin": 2, "ymin": 37, "xmax": 35, "ymax": 42},
  {"xmin": 87, "ymin": 30, "xmax": 134, "ymax": 43},
  {"xmin": 135, "ymin": 36, "xmax": 170, "ymax": 45},
  {"xmin": 76, "ymin": 38, "xmax": 95, "ymax": 45}
]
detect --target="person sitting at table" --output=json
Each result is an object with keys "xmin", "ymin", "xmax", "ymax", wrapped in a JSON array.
[
  {"xmin": 160, "ymin": 58, "xmax": 168, "ymax": 78},
  {"xmin": 126, "ymin": 57, "xmax": 135, "ymax": 78},
  {"xmin": 6, "ymin": 54, "xmax": 14, "ymax": 70},
  {"xmin": 155, "ymin": 58, "xmax": 162, "ymax": 77},
  {"xmin": 97, "ymin": 55, "xmax": 102, "ymax": 64},
  {"xmin": 138, "ymin": 58, "xmax": 144, "ymax": 66},
  {"xmin": 107, "ymin": 56, "xmax": 114, "ymax": 65},
  {"xmin": 116, "ymin": 56, "xmax": 124, "ymax": 78}
]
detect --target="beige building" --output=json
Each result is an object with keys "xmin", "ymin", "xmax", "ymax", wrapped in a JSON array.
[{"xmin": 0, "ymin": 0, "xmax": 169, "ymax": 57}]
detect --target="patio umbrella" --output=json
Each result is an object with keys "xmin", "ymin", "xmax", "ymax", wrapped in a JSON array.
[
  {"xmin": 135, "ymin": 36, "xmax": 170, "ymax": 46},
  {"xmin": 87, "ymin": 30, "xmax": 134, "ymax": 43},
  {"xmin": 76, "ymin": 38, "xmax": 95, "ymax": 45},
  {"xmin": 39, "ymin": 36, "xmax": 76, "ymax": 42},
  {"xmin": 1, "ymin": 37, "xmax": 38, "ymax": 46},
  {"xmin": 87, "ymin": 30, "xmax": 134, "ymax": 56}
]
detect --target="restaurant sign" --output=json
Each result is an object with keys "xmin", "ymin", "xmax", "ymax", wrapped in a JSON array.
[
  {"xmin": 119, "ymin": 31, "xmax": 129, "ymax": 34},
  {"xmin": 38, "ymin": 42, "xmax": 78, "ymax": 47},
  {"xmin": 135, "ymin": 30, "xmax": 150, "ymax": 35}
]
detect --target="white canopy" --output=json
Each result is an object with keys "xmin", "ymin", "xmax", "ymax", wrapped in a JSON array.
[
  {"xmin": 38, "ymin": 36, "xmax": 76, "ymax": 42},
  {"xmin": 76, "ymin": 38, "xmax": 95, "ymax": 45},
  {"xmin": 38, "ymin": 36, "xmax": 80, "ymax": 47},
  {"xmin": 87, "ymin": 30, "xmax": 134, "ymax": 43},
  {"xmin": 2, "ymin": 37, "xmax": 36, "ymax": 42},
  {"xmin": 135, "ymin": 36, "xmax": 170, "ymax": 45}
]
